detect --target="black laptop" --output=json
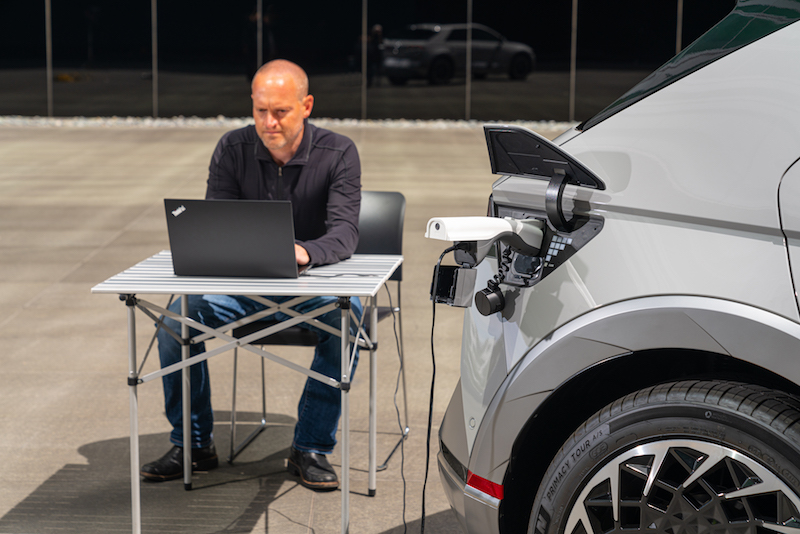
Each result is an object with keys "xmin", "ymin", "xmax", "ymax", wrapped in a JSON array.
[{"xmin": 164, "ymin": 199, "xmax": 300, "ymax": 278}]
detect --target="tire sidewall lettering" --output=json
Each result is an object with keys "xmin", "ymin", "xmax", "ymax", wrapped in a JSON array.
[
  {"xmin": 747, "ymin": 444, "xmax": 800, "ymax": 489},
  {"xmin": 543, "ymin": 424, "xmax": 610, "ymax": 504}
]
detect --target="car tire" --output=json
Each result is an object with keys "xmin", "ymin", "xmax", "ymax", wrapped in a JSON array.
[
  {"xmin": 509, "ymin": 53, "xmax": 532, "ymax": 80},
  {"xmin": 527, "ymin": 380, "xmax": 800, "ymax": 534},
  {"xmin": 388, "ymin": 76, "xmax": 409, "ymax": 86},
  {"xmin": 428, "ymin": 57, "xmax": 454, "ymax": 85}
]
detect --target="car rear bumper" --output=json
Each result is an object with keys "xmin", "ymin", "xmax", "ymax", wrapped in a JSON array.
[{"xmin": 437, "ymin": 450, "xmax": 502, "ymax": 534}]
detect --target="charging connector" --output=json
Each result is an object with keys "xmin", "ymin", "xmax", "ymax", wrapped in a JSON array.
[{"xmin": 426, "ymin": 216, "xmax": 544, "ymax": 267}]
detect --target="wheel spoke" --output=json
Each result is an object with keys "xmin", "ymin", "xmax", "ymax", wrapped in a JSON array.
[
  {"xmin": 564, "ymin": 500, "xmax": 594, "ymax": 534},
  {"xmin": 563, "ymin": 439, "xmax": 800, "ymax": 534},
  {"xmin": 641, "ymin": 445, "xmax": 669, "ymax": 501}
]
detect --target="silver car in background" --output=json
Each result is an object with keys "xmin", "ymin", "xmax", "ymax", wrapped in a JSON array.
[
  {"xmin": 382, "ymin": 23, "xmax": 535, "ymax": 85},
  {"xmin": 430, "ymin": 1, "xmax": 800, "ymax": 533}
]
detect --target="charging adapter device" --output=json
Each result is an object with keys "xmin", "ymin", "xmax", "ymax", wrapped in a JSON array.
[
  {"xmin": 426, "ymin": 216, "xmax": 545, "ymax": 314},
  {"xmin": 431, "ymin": 264, "xmax": 478, "ymax": 307}
]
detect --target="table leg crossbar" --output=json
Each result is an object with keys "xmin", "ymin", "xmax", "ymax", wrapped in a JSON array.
[{"xmin": 129, "ymin": 298, "xmax": 339, "ymax": 387}]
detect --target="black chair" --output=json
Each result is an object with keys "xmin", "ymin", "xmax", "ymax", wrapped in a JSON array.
[{"xmin": 228, "ymin": 191, "xmax": 408, "ymax": 495}]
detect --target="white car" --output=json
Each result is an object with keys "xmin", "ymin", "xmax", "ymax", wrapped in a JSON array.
[{"xmin": 429, "ymin": 2, "xmax": 800, "ymax": 533}]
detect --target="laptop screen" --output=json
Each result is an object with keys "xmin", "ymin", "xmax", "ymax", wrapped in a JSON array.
[{"xmin": 164, "ymin": 199, "xmax": 299, "ymax": 278}]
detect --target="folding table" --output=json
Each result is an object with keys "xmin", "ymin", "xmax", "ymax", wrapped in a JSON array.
[{"xmin": 92, "ymin": 250, "xmax": 403, "ymax": 534}]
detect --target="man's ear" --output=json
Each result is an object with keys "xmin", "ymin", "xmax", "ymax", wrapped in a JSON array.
[{"xmin": 302, "ymin": 94, "xmax": 314, "ymax": 118}]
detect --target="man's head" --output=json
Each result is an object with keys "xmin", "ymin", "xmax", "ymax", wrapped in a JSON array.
[{"xmin": 251, "ymin": 60, "xmax": 314, "ymax": 161}]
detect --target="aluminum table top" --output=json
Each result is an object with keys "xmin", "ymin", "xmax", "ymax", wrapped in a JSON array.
[{"xmin": 91, "ymin": 251, "xmax": 403, "ymax": 297}]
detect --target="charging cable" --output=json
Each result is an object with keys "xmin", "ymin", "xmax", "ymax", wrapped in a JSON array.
[
  {"xmin": 422, "ymin": 245, "xmax": 458, "ymax": 534},
  {"xmin": 383, "ymin": 283, "xmax": 408, "ymax": 533}
]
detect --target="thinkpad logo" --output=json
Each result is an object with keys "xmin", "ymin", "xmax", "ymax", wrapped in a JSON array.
[{"xmin": 171, "ymin": 205, "xmax": 186, "ymax": 217}]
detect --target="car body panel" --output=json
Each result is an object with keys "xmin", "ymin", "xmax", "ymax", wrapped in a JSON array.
[
  {"xmin": 439, "ymin": 381, "xmax": 470, "ymax": 528},
  {"xmin": 458, "ymin": 257, "xmax": 506, "ymax": 454},
  {"xmin": 436, "ymin": 8, "xmax": 800, "ymax": 534}
]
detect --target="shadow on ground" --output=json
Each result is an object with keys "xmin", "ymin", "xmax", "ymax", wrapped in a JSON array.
[
  {"xmin": 0, "ymin": 410, "xmax": 459, "ymax": 533},
  {"xmin": 0, "ymin": 413, "xmax": 290, "ymax": 533}
]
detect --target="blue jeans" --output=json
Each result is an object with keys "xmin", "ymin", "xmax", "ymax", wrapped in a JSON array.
[{"xmin": 157, "ymin": 294, "xmax": 362, "ymax": 455}]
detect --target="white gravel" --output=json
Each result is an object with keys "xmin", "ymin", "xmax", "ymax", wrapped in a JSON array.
[{"xmin": 0, "ymin": 115, "xmax": 576, "ymax": 134}]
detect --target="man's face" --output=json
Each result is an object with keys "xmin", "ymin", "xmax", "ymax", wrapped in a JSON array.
[{"xmin": 251, "ymin": 73, "xmax": 313, "ymax": 154}]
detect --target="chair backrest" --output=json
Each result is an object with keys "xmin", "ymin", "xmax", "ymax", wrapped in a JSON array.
[{"xmin": 355, "ymin": 191, "xmax": 405, "ymax": 281}]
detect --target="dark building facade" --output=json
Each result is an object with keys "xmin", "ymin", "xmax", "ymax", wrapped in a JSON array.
[{"xmin": 0, "ymin": 0, "xmax": 734, "ymax": 121}]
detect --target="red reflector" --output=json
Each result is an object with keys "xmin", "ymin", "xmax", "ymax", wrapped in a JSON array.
[{"xmin": 467, "ymin": 471, "xmax": 504, "ymax": 500}]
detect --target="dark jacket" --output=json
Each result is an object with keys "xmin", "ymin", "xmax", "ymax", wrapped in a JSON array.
[{"xmin": 206, "ymin": 121, "xmax": 361, "ymax": 266}]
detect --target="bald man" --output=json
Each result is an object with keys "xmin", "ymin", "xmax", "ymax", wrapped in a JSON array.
[{"xmin": 141, "ymin": 60, "xmax": 362, "ymax": 491}]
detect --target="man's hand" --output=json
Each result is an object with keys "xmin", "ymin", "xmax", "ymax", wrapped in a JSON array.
[{"xmin": 295, "ymin": 244, "xmax": 310, "ymax": 266}]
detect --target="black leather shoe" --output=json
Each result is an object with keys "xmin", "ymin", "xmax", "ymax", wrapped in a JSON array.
[
  {"xmin": 286, "ymin": 447, "xmax": 339, "ymax": 490},
  {"xmin": 141, "ymin": 444, "xmax": 218, "ymax": 481}
]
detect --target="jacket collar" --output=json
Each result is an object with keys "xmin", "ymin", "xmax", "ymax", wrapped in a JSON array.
[{"xmin": 253, "ymin": 119, "xmax": 314, "ymax": 166}]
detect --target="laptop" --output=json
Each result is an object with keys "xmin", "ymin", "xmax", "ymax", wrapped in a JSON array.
[{"xmin": 164, "ymin": 198, "xmax": 300, "ymax": 278}]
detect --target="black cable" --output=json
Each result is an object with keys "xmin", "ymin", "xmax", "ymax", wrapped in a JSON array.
[
  {"xmin": 422, "ymin": 245, "xmax": 457, "ymax": 534},
  {"xmin": 487, "ymin": 245, "xmax": 513, "ymax": 290},
  {"xmin": 384, "ymin": 283, "xmax": 407, "ymax": 533}
]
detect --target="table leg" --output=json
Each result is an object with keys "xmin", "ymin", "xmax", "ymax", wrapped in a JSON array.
[
  {"xmin": 339, "ymin": 297, "xmax": 351, "ymax": 534},
  {"xmin": 126, "ymin": 298, "xmax": 142, "ymax": 534},
  {"xmin": 369, "ymin": 296, "xmax": 378, "ymax": 496},
  {"xmin": 181, "ymin": 295, "xmax": 192, "ymax": 491}
]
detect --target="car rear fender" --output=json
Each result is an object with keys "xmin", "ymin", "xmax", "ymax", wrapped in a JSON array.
[{"xmin": 467, "ymin": 295, "xmax": 800, "ymax": 486}]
